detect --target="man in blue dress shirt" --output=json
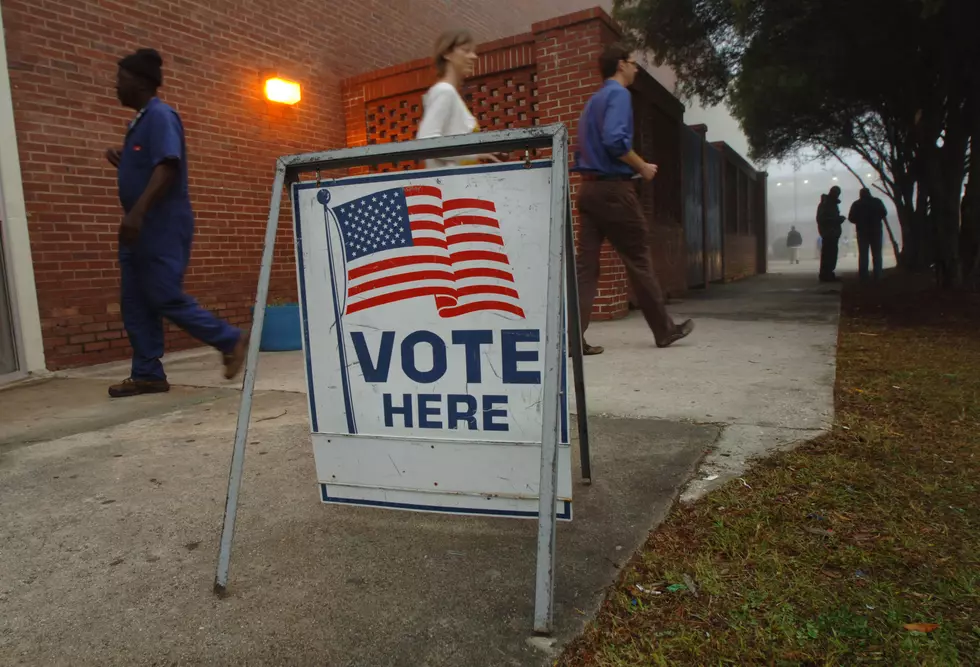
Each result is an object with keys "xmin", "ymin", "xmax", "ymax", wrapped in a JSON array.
[
  {"xmin": 106, "ymin": 49, "xmax": 246, "ymax": 398},
  {"xmin": 575, "ymin": 44, "xmax": 693, "ymax": 355}
]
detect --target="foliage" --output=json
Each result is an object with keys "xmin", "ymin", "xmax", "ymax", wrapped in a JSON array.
[{"xmin": 614, "ymin": 0, "xmax": 979, "ymax": 287}]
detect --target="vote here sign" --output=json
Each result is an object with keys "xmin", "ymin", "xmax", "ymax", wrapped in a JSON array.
[{"xmin": 290, "ymin": 162, "xmax": 572, "ymax": 519}]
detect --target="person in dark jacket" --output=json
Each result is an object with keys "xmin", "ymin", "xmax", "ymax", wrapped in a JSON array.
[
  {"xmin": 847, "ymin": 188, "xmax": 889, "ymax": 281},
  {"xmin": 816, "ymin": 186, "xmax": 845, "ymax": 282},
  {"xmin": 786, "ymin": 226, "xmax": 803, "ymax": 264}
]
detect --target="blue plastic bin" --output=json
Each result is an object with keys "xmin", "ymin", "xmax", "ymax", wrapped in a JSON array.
[{"xmin": 257, "ymin": 303, "xmax": 302, "ymax": 351}]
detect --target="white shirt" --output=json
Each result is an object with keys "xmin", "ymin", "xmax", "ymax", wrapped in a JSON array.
[{"xmin": 417, "ymin": 81, "xmax": 479, "ymax": 169}]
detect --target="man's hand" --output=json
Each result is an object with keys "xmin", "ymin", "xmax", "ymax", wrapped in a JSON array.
[
  {"xmin": 477, "ymin": 153, "xmax": 503, "ymax": 163},
  {"xmin": 106, "ymin": 148, "xmax": 122, "ymax": 168},
  {"xmin": 118, "ymin": 209, "xmax": 143, "ymax": 246},
  {"xmin": 639, "ymin": 162, "xmax": 659, "ymax": 182}
]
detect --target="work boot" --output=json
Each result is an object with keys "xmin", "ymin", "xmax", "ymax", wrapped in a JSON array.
[
  {"xmin": 583, "ymin": 341, "xmax": 604, "ymax": 356},
  {"xmin": 223, "ymin": 332, "xmax": 249, "ymax": 380},
  {"xmin": 657, "ymin": 319, "xmax": 695, "ymax": 349},
  {"xmin": 108, "ymin": 377, "xmax": 170, "ymax": 398}
]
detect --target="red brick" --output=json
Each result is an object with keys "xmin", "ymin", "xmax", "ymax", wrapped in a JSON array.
[{"xmin": 8, "ymin": 0, "xmax": 607, "ymax": 370}]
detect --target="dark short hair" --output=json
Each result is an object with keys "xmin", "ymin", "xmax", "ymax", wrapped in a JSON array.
[
  {"xmin": 599, "ymin": 43, "xmax": 631, "ymax": 79},
  {"xmin": 119, "ymin": 48, "xmax": 163, "ymax": 88}
]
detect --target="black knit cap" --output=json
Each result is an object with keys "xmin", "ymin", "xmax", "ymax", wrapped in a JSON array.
[{"xmin": 118, "ymin": 48, "xmax": 163, "ymax": 88}]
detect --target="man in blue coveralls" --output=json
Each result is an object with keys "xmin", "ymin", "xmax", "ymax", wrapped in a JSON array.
[
  {"xmin": 574, "ymin": 43, "xmax": 693, "ymax": 356},
  {"xmin": 105, "ymin": 48, "xmax": 246, "ymax": 398}
]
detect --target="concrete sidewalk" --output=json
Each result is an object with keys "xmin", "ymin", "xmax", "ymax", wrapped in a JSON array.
[{"xmin": 0, "ymin": 272, "xmax": 839, "ymax": 666}]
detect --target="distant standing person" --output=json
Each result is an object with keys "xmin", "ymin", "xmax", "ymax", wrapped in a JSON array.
[
  {"xmin": 573, "ymin": 43, "xmax": 694, "ymax": 355},
  {"xmin": 816, "ymin": 186, "xmax": 845, "ymax": 282},
  {"xmin": 848, "ymin": 187, "xmax": 889, "ymax": 281},
  {"xmin": 417, "ymin": 29, "xmax": 500, "ymax": 168},
  {"xmin": 106, "ymin": 49, "xmax": 246, "ymax": 398},
  {"xmin": 786, "ymin": 226, "xmax": 803, "ymax": 264}
]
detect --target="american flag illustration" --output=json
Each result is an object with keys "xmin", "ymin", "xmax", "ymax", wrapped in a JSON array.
[{"xmin": 330, "ymin": 185, "xmax": 525, "ymax": 318}]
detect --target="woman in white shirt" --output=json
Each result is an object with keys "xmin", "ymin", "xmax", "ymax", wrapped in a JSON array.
[{"xmin": 417, "ymin": 29, "xmax": 500, "ymax": 168}]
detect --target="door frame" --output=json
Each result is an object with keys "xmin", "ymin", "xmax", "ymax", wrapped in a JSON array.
[{"xmin": 0, "ymin": 4, "xmax": 46, "ymax": 380}]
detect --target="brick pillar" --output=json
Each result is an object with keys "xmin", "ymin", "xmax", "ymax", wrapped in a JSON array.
[{"xmin": 533, "ymin": 9, "xmax": 627, "ymax": 322}]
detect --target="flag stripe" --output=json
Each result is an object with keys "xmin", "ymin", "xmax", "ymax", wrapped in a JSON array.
[
  {"xmin": 437, "ymin": 301, "xmax": 526, "ymax": 318},
  {"xmin": 450, "ymin": 249, "xmax": 510, "ymax": 264},
  {"xmin": 443, "ymin": 199, "xmax": 496, "ymax": 212},
  {"xmin": 348, "ymin": 269, "xmax": 455, "ymax": 296},
  {"xmin": 414, "ymin": 237, "xmax": 449, "ymax": 249},
  {"xmin": 410, "ymin": 220, "xmax": 443, "ymax": 233},
  {"xmin": 454, "ymin": 267, "xmax": 515, "ymax": 282},
  {"xmin": 408, "ymin": 204, "xmax": 443, "ymax": 217},
  {"xmin": 445, "ymin": 215, "xmax": 499, "ymax": 229},
  {"xmin": 457, "ymin": 284, "xmax": 520, "ymax": 299},
  {"xmin": 348, "ymin": 254, "xmax": 451, "ymax": 280},
  {"xmin": 347, "ymin": 285, "xmax": 455, "ymax": 314},
  {"xmin": 447, "ymin": 233, "xmax": 504, "ymax": 246}
]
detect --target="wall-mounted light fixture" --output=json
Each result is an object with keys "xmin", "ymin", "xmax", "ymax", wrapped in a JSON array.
[{"xmin": 264, "ymin": 77, "xmax": 301, "ymax": 105}]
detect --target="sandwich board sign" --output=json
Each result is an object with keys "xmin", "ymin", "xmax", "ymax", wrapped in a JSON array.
[
  {"xmin": 289, "ymin": 161, "xmax": 572, "ymax": 519},
  {"xmin": 214, "ymin": 125, "xmax": 585, "ymax": 633}
]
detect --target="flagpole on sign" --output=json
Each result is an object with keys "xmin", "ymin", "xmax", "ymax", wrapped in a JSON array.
[
  {"xmin": 533, "ymin": 128, "xmax": 569, "ymax": 635},
  {"xmin": 564, "ymin": 192, "xmax": 591, "ymax": 483},
  {"xmin": 214, "ymin": 161, "xmax": 286, "ymax": 595}
]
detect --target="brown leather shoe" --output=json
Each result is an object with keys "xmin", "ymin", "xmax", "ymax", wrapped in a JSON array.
[
  {"xmin": 657, "ymin": 319, "xmax": 695, "ymax": 348},
  {"xmin": 108, "ymin": 378, "xmax": 170, "ymax": 398},
  {"xmin": 223, "ymin": 332, "xmax": 249, "ymax": 380},
  {"xmin": 583, "ymin": 341, "xmax": 604, "ymax": 355}
]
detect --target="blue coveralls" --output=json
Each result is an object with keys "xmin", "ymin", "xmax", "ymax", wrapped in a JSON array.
[{"xmin": 117, "ymin": 97, "xmax": 240, "ymax": 382}]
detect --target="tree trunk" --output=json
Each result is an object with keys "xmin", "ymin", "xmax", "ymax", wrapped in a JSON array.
[
  {"xmin": 958, "ymin": 89, "xmax": 979, "ymax": 289},
  {"xmin": 932, "ymin": 187, "xmax": 962, "ymax": 288},
  {"xmin": 961, "ymin": 184, "xmax": 979, "ymax": 289},
  {"xmin": 919, "ymin": 110, "xmax": 969, "ymax": 288},
  {"xmin": 900, "ymin": 183, "xmax": 934, "ymax": 271}
]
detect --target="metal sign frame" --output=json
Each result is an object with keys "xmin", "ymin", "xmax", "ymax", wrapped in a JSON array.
[{"xmin": 213, "ymin": 125, "xmax": 589, "ymax": 635}]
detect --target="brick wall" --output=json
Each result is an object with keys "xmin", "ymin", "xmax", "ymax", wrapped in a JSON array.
[
  {"xmin": 2, "ymin": 0, "xmax": 608, "ymax": 369},
  {"xmin": 533, "ymin": 12, "xmax": 627, "ymax": 320},
  {"xmin": 341, "ymin": 8, "xmax": 688, "ymax": 323}
]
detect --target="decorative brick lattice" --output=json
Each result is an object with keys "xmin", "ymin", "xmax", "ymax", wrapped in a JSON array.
[
  {"xmin": 465, "ymin": 68, "xmax": 539, "ymax": 131},
  {"xmin": 363, "ymin": 67, "xmax": 540, "ymax": 172},
  {"xmin": 365, "ymin": 93, "xmax": 425, "ymax": 172}
]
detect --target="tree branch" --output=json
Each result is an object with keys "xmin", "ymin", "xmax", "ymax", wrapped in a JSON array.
[{"xmin": 820, "ymin": 142, "xmax": 868, "ymax": 188}]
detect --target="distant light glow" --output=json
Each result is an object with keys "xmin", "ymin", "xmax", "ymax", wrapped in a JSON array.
[
  {"xmin": 832, "ymin": 176, "xmax": 838, "ymax": 181},
  {"xmin": 776, "ymin": 182, "xmax": 782, "ymax": 187},
  {"xmin": 264, "ymin": 77, "xmax": 301, "ymax": 105},
  {"xmin": 803, "ymin": 180, "xmax": 809, "ymax": 184}
]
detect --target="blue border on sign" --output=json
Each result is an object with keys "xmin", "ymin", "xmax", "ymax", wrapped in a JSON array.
[
  {"xmin": 292, "ymin": 160, "xmax": 569, "ymax": 442},
  {"xmin": 291, "ymin": 188, "xmax": 319, "ymax": 432},
  {"xmin": 320, "ymin": 483, "xmax": 572, "ymax": 520}
]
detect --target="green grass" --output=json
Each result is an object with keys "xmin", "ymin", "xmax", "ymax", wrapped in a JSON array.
[{"xmin": 558, "ymin": 275, "xmax": 980, "ymax": 666}]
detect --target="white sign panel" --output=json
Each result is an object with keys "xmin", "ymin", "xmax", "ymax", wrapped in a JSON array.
[{"xmin": 290, "ymin": 162, "xmax": 572, "ymax": 519}]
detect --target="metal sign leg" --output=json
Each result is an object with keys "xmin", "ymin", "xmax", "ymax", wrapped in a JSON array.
[
  {"xmin": 533, "ymin": 134, "xmax": 569, "ymax": 635},
  {"xmin": 564, "ymin": 195, "xmax": 591, "ymax": 483},
  {"xmin": 214, "ymin": 163, "xmax": 287, "ymax": 595}
]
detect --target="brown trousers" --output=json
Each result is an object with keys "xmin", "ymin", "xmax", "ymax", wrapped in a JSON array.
[{"xmin": 576, "ymin": 180, "xmax": 676, "ymax": 344}]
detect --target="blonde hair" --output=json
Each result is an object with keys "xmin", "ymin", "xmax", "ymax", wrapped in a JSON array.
[{"xmin": 434, "ymin": 29, "xmax": 474, "ymax": 77}]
